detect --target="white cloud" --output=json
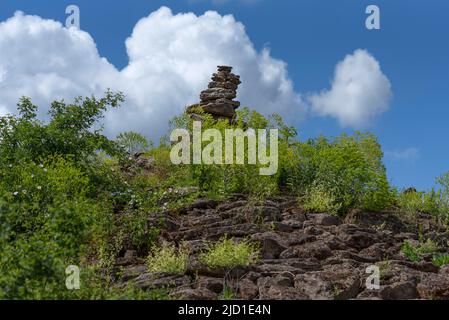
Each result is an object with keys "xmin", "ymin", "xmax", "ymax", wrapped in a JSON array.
[
  {"xmin": 0, "ymin": 8, "xmax": 303, "ymax": 139},
  {"xmin": 0, "ymin": 9, "xmax": 393, "ymax": 139},
  {"xmin": 309, "ymin": 49, "xmax": 392, "ymax": 128},
  {"xmin": 385, "ymin": 148, "xmax": 420, "ymax": 161},
  {"xmin": 0, "ymin": 12, "xmax": 121, "ymax": 119}
]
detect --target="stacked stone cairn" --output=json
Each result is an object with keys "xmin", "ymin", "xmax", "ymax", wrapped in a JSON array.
[{"xmin": 188, "ymin": 66, "xmax": 241, "ymax": 123}]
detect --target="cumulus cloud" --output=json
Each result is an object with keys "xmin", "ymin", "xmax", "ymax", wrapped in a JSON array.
[
  {"xmin": 0, "ymin": 8, "xmax": 393, "ymax": 139},
  {"xmin": 0, "ymin": 12, "xmax": 121, "ymax": 119},
  {"xmin": 0, "ymin": 7, "xmax": 303, "ymax": 139},
  {"xmin": 309, "ymin": 49, "xmax": 392, "ymax": 128}
]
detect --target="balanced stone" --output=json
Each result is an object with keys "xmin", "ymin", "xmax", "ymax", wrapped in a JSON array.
[
  {"xmin": 202, "ymin": 103, "xmax": 235, "ymax": 118},
  {"xmin": 200, "ymin": 88, "xmax": 237, "ymax": 101},
  {"xmin": 217, "ymin": 66, "xmax": 233, "ymax": 72},
  {"xmin": 190, "ymin": 65, "xmax": 241, "ymax": 122},
  {"xmin": 208, "ymin": 81, "xmax": 238, "ymax": 91}
]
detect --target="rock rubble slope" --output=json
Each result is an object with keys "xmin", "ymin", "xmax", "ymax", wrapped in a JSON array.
[{"xmin": 115, "ymin": 195, "xmax": 449, "ymax": 300}]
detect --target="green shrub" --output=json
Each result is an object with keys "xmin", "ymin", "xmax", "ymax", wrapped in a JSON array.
[
  {"xmin": 199, "ymin": 237, "xmax": 259, "ymax": 269},
  {"xmin": 285, "ymin": 132, "xmax": 393, "ymax": 214},
  {"xmin": 436, "ymin": 172, "xmax": 449, "ymax": 223},
  {"xmin": 303, "ymin": 184, "xmax": 341, "ymax": 214},
  {"xmin": 432, "ymin": 253, "xmax": 449, "ymax": 267},
  {"xmin": 168, "ymin": 108, "xmax": 394, "ymax": 215},
  {"xmin": 401, "ymin": 241, "xmax": 421, "ymax": 262},
  {"xmin": 147, "ymin": 243, "xmax": 189, "ymax": 274},
  {"xmin": 116, "ymin": 131, "xmax": 150, "ymax": 155},
  {"xmin": 397, "ymin": 188, "xmax": 446, "ymax": 221},
  {"xmin": 418, "ymin": 238, "xmax": 439, "ymax": 254},
  {"xmin": 0, "ymin": 92, "xmax": 131, "ymax": 299},
  {"xmin": 219, "ymin": 285, "xmax": 235, "ymax": 300},
  {"xmin": 169, "ymin": 108, "xmax": 281, "ymax": 199},
  {"xmin": 401, "ymin": 239, "xmax": 439, "ymax": 263}
]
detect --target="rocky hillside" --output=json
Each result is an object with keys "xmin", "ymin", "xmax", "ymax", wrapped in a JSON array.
[
  {"xmin": 3, "ymin": 68, "xmax": 448, "ymax": 300},
  {"xmin": 113, "ymin": 195, "xmax": 449, "ymax": 300}
]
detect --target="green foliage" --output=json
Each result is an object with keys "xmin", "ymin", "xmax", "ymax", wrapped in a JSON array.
[
  {"xmin": 147, "ymin": 243, "xmax": 188, "ymax": 274},
  {"xmin": 377, "ymin": 260, "xmax": 392, "ymax": 281},
  {"xmin": 285, "ymin": 132, "xmax": 393, "ymax": 213},
  {"xmin": 116, "ymin": 131, "xmax": 150, "ymax": 155},
  {"xmin": 0, "ymin": 92, "xmax": 136, "ymax": 299},
  {"xmin": 0, "ymin": 91, "xmax": 125, "ymax": 164},
  {"xmin": 397, "ymin": 191, "xmax": 424, "ymax": 216},
  {"xmin": 1, "ymin": 89, "xmax": 433, "ymax": 299},
  {"xmin": 170, "ymin": 107, "xmax": 282, "ymax": 199},
  {"xmin": 168, "ymin": 108, "xmax": 394, "ymax": 215},
  {"xmin": 0, "ymin": 156, "xmax": 106, "ymax": 299},
  {"xmin": 397, "ymin": 188, "xmax": 447, "ymax": 223},
  {"xmin": 436, "ymin": 172, "xmax": 449, "ymax": 223},
  {"xmin": 65, "ymin": 266, "xmax": 171, "ymax": 300},
  {"xmin": 303, "ymin": 184, "xmax": 341, "ymax": 214},
  {"xmin": 219, "ymin": 284, "xmax": 235, "ymax": 300},
  {"xmin": 437, "ymin": 171, "xmax": 449, "ymax": 197},
  {"xmin": 432, "ymin": 253, "xmax": 449, "ymax": 267},
  {"xmin": 402, "ymin": 238, "xmax": 449, "ymax": 268},
  {"xmin": 401, "ymin": 241, "xmax": 421, "ymax": 262},
  {"xmin": 199, "ymin": 237, "xmax": 259, "ymax": 269},
  {"xmin": 394, "ymin": 173, "xmax": 449, "ymax": 225},
  {"xmin": 401, "ymin": 239, "xmax": 439, "ymax": 263}
]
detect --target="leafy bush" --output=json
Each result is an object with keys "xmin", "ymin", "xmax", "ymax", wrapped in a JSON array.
[
  {"xmin": 147, "ymin": 243, "xmax": 189, "ymax": 274},
  {"xmin": 436, "ymin": 172, "xmax": 449, "ymax": 223},
  {"xmin": 169, "ymin": 107, "xmax": 282, "ymax": 199},
  {"xmin": 397, "ymin": 191, "xmax": 425, "ymax": 216},
  {"xmin": 432, "ymin": 253, "xmax": 449, "ymax": 267},
  {"xmin": 303, "ymin": 184, "xmax": 341, "ymax": 214},
  {"xmin": 219, "ymin": 285, "xmax": 235, "ymax": 300},
  {"xmin": 116, "ymin": 131, "xmax": 150, "ymax": 155},
  {"xmin": 168, "ymin": 107, "xmax": 394, "ymax": 215},
  {"xmin": 0, "ymin": 92, "xmax": 125, "ymax": 164},
  {"xmin": 401, "ymin": 239, "xmax": 439, "ymax": 263},
  {"xmin": 286, "ymin": 132, "xmax": 393, "ymax": 213},
  {"xmin": 397, "ymin": 188, "xmax": 447, "ymax": 222},
  {"xmin": 401, "ymin": 241, "xmax": 421, "ymax": 262},
  {"xmin": 0, "ymin": 92, "xmax": 137, "ymax": 299},
  {"xmin": 199, "ymin": 237, "xmax": 259, "ymax": 269}
]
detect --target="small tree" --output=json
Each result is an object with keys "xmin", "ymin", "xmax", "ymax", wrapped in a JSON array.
[{"xmin": 116, "ymin": 131, "xmax": 149, "ymax": 155}]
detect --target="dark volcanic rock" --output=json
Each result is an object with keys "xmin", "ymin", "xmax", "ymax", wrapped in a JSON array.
[
  {"xmin": 115, "ymin": 195, "xmax": 448, "ymax": 301},
  {"xmin": 202, "ymin": 103, "xmax": 235, "ymax": 118},
  {"xmin": 379, "ymin": 281, "xmax": 419, "ymax": 300},
  {"xmin": 251, "ymin": 232, "xmax": 287, "ymax": 259},
  {"xmin": 132, "ymin": 273, "xmax": 190, "ymax": 290},
  {"xmin": 238, "ymin": 279, "xmax": 259, "ymax": 299},
  {"xmin": 170, "ymin": 287, "xmax": 218, "ymax": 300},
  {"xmin": 309, "ymin": 213, "xmax": 341, "ymax": 226},
  {"xmin": 294, "ymin": 264, "xmax": 362, "ymax": 300},
  {"xmin": 196, "ymin": 277, "xmax": 224, "ymax": 294},
  {"xmin": 417, "ymin": 273, "xmax": 449, "ymax": 299}
]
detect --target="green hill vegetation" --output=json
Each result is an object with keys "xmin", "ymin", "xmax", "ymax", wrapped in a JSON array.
[{"xmin": 1, "ymin": 91, "xmax": 448, "ymax": 299}]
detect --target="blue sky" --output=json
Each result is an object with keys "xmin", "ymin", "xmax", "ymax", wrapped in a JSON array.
[{"xmin": 0, "ymin": 0, "xmax": 448, "ymax": 190}]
